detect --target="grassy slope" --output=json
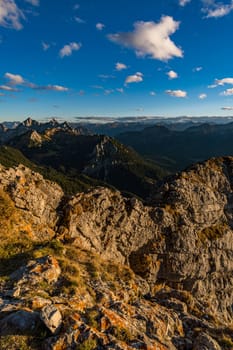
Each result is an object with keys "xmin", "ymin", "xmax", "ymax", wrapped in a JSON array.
[{"xmin": 0, "ymin": 146, "xmax": 102, "ymax": 195}]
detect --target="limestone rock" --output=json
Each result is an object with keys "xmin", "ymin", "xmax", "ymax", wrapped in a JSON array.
[
  {"xmin": 40, "ymin": 305, "xmax": 62, "ymax": 334},
  {"xmin": 10, "ymin": 255, "xmax": 61, "ymax": 296},
  {"xmin": 0, "ymin": 163, "xmax": 63, "ymax": 239},
  {"xmin": 61, "ymin": 187, "xmax": 158, "ymax": 264}
]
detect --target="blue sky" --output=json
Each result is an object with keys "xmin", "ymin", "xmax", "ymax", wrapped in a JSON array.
[{"xmin": 0, "ymin": 0, "xmax": 233, "ymax": 121}]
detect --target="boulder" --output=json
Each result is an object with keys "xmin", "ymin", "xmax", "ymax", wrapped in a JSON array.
[{"xmin": 40, "ymin": 305, "xmax": 62, "ymax": 334}]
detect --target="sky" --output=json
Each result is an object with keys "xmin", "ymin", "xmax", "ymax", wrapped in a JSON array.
[{"xmin": 0, "ymin": 0, "xmax": 233, "ymax": 121}]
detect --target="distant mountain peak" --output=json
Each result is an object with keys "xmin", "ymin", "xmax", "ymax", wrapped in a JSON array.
[{"xmin": 22, "ymin": 117, "xmax": 40, "ymax": 128}]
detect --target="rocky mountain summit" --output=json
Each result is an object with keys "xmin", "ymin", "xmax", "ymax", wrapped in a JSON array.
[{"xmin": 0, "ymin": 157, "xmax": 232, "ymax": 349}]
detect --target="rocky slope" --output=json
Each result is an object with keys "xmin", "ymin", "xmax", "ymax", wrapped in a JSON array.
[{"xmin": 0, "ymin": 158, "xmax": 232, "ymax": 349}]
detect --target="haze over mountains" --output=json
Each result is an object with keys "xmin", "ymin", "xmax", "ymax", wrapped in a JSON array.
[{"xmin": 2, "ymin": 116, "xmax": 233, "ymax": 183}]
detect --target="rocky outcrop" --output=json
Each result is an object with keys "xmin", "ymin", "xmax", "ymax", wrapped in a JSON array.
[
  {"xmin": 0, "ymin": 158, "xmax": 232, "ymax": 349},
  {"xmin": 60, "ymin": 187, "xmax": 158, "ymax": 263},
  {"xmin": 62, "ymin": 157, "xmax": 233, "ymax": 324},
  {"xmin": 0, "ymin": 163, "xmax": 63, "ymax": 239}
]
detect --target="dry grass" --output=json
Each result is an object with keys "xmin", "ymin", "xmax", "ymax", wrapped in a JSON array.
[{"xmin": 197, "ymin": 223, "xmax": 228, "ymax": 242}]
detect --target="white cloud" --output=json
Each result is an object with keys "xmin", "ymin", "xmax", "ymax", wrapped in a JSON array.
[
  {"xmin": 221, "ymin": 106, "xmax": 233, "ymax": 110},
  {"xmin": 25, "ymin": 0, "xmax": 39, "ymax": 6},
  {"xmin": 208, "ymin": 84, "xmax": 218, "ymax": 88},
  {"xmin": 116, "ymin": 88, "xmax": 124, "ymax": 93},
  {"xmin": 221, "ymin": 88, "xmax": 233, "ymax": 96},
  {"xmin": 74, "ymin": 17, "xmax": 85, "ymax": 24},
  {"xmin": 215, "ymin": 77, "xmax": 233, "ymax": 85},
  {"xmin": 5, "ymin": 72, "xmax": 25, "ymax": 85},
  {"xmin": 150, "ymin": 91, "xmax": 156, "ymax": 96},
  {"xmin": 4, "ymin": 72, "xmax": 68, "ymax": 92},
  {"xmin": 108, "ymin": 16, "xmax": 183, "ymax": 61},
  {"xmin": 33, "ymin": 85, "xmax": 69, "ymax": 91},
  {"xmin": 96, "ymin": 22, "xmax": 105, "ymax": 31},
  {"xmin": 193, "ymin": 66, "xmax": 203, "ymax": 72},
  {"xmin": 202, "ymin": 0, "xmax": 233, "ymax": 18},
  {"xmin": 42, "ymin": 41, "xmax": 50, "ymax": 51},
  {"xmin": 0, "ymin": 85, "xmax": 19, "ymax": 91},
  {"xmin": 166, "ymin": 89, "xmax": 187, "ymax": 97},
  {"xmin": 125, "ymin": 72, "xmax": 143, "ymax": 84},
  {"xmin": 199, "ymin": 93, "xmax": 207, "ymax": 99},
  {"xmin": 0, "ymin": 0, "xmax": 24, "ymax": 30},
  {"xmin": 167, "ymin": 70, "xmax": 178, "ymax": 79},
  {"xmin": 179, "ymin": 0, "xmax": 191, "ymax": 6},
  {"xmin": 116, "ymin": 62, "xmax": 127, "ymax": 71},
  {"xmin": 59, "ymin": 42, "xmax": 81, "ymax": 58}
]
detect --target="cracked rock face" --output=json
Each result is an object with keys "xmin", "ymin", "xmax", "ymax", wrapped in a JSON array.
[
  {"xmin": 61, "ymin": 187, "xmax": 158, "ymax": 264},
  {"xmin": 62, "ymin": 158, "xmax": 233, "ymax": 324},
  {"xmin": 0, "ymin": 164, "xmax": 64, "ymax": 239}
]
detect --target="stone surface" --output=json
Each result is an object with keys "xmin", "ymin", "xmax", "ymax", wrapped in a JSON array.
[
  {"xmin": 61, "ymin": 187, "xmax": 158, "ymax": 264},
  {"xmin": 10, "ymin": 255, "xmax": 61, "ymax": 288},
  {"xmin": 0, "ymin": 163, "xmax": 63, "ymax": 239},
  {"xmin": 40, "ymin": 305, "xmax": 62, "ymax": 334},
  {"xmin": 0, "ymin": 310, "xmax": 42, "ymax": 335}
]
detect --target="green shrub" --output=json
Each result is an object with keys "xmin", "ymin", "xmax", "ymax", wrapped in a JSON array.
[{"xmin": 75, "ymin": 338, "xmax": 97, "ymax": 350}]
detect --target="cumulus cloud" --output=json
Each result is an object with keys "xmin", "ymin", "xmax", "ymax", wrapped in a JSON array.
[
  {"xmin": 96, "ymin": 22, "xmax": 105, "ymax": 30},
  {"xmin": 108, "ymin": 16, "xmax": 183, "ymax": 61},
  {"xmin": 116, "ymin": 62, "xmax": 127, "ymax": 71},
  {"xmin": 199, "ymin": 93, "xmax": 207, "ymax": 99},
  {"xmin": 0, "ymin": 0, "xmax": 24, "ymax": 30},
  {"xmin": 221, "ymin": 106, "xmax": 233, "ymax": 110},
  {"xmin": 215, "ymin": 77, "xmax": 233, "ymax": 85},
  {"xmin": 179, "ymin": 0, "xmax": 191, "ymax": 6},
  {"xmin": 25, "ymin": 0, "xmax": 39, "ymax": 6},
  {"xmin": 150, "ymin": 91, "xmax": 156, "ymax": 96},
  {"xmin": 221, "ymin": 88, "xmax": 233, "ymax": 96},
  {"xmin": 3, "ymin": 72, "xmax": 68, "ymax": 92},
  {"xmin": 125, "ymin": 72, "xmax": 143, "ymax": 84},
  {"xmin": 202, "ymin": 0, "xmax": 233, "ymax": 18},
  {"xmin": 59, "ymin": 42, "xmax": 81, "ymax": 58},
  {"xmin": 0, "ymin": 85, "xmax": 19, "ymax": 91},
  {"xmin": 166, "ymin": 89, "xmax": 187, "ymax": 97},
  {"xmin": 5, "ymin": 72, "xmax": 25, "ymax": 85},
  {"xmin": 32, "ymin": 84, "xmax": 68, "ymax": 91},
  {"xmin": 208, "ymin": 83, "xmax": 218, "ymax": 88},
  {"xmin": 167, "ymin": 70, "xmax": 178, "ymax": 79}
]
